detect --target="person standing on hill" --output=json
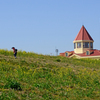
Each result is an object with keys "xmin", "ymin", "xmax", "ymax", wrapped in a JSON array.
[{"xmin": 12, "ymin": 47, "xmax": 17, "ymax": 58}]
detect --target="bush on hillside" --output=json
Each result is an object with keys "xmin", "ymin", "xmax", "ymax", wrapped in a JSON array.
[
  {"xmin": 56, "ymin": 59, "xmax": 61, "ymax": 62},
  {"xmin": 4, "ymin": 79, "xmax": 22, "ymax": 91}
]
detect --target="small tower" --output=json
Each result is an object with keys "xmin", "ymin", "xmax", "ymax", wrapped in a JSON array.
[{"xmin": 73, "ymin": 25, "xmax": 94, "ymax": 54}]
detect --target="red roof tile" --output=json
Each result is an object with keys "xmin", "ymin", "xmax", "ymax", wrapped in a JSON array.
[
  {"xmin": 76, "ymin": 49, "xmax": 100, "ymax": 57},
  {"xmin": 60, "ymin": 53, "xmax": 65, "ymax": 56},
  {"xmin": 60, "ymin": 49, "xmax": 100, "ymax": 57},
  {"xmin": 74, "ymin": 25, "xmax": 94, "ymax": 41},
  {"xmin": 65, "ymin": 51, "xmax": 74, "ymax": 53}
]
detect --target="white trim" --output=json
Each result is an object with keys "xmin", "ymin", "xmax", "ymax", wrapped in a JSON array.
[
  {"xmin": 69, "ymin": 54, "xmax": 100, "ymax": 59},
  {"xmin": 73, "ymin": 40, "xmax": 94, "ymax": 43},
  {"xmin": 80, "ymin": 55, "xmax": 100, "ymax": 58},
  {"xmin": 69, "ymin": 54, "xmax": 80, "ymax": 58}
]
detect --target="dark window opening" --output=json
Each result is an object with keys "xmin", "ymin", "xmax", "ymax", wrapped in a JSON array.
[
  {"xmin": 83, "ymin": 42, "xmax": 89, "ymax": 48},
  {"xmin": 66, "ymin": 53, "xmax": 68, "ymax": 56},
  {"xmin": 86, "ymin": 51, "xmax": 89, "ymax": 55},
  {"xmin": 90, "ymin": 42, "xmax": 93, "ymax": 48},
  {"xmin": 74, "ymin": 43, "xmax": 76, "ymax": 49}
]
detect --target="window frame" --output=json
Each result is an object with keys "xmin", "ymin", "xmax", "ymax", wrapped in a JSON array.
[
  {"xmin": 74, "ymin": 43, "xmax": 76, "ymax": 49},
  {"xmin": 77, "ymin": 42, "xmax": 81, "ymax": 48},
  {"xmin": 83, "ymin": 42, "xmax": 89, "ymax": 48},
  {"xmin": 65, "ymin": 53, "xmax": 68, "ymax": 57},
  {"xmin": 90, "ymin": 42, "xmax": 93, "ymax": 48},
  {"xmin": 86, "ymin": 51, "xmax": 89, "ymax": 55}
]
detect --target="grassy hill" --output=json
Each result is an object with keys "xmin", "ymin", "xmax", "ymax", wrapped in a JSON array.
[{"xmin": 0, "ymin": 49, "xmax": 100, "ymax": 100}]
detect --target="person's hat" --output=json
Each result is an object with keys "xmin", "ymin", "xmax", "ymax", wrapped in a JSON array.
[{"xmin": 12, "ymin": 47, "xmax": 15, "ymax": 49}]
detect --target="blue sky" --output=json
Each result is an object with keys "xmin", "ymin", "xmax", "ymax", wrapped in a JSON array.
[{"xmin": 0, "ymin": 0, "xmax": 100, "ymax": 55}]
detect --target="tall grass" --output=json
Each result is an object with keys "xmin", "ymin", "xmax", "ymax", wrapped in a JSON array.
[{"xmin": 0, "ymin": 49, "xmax": 100, "ymax": 99}]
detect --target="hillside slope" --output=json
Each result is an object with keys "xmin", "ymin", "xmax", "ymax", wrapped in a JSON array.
[{"xmin": 0, "ymin": 49, "xmax": 100, "ymax": 100}]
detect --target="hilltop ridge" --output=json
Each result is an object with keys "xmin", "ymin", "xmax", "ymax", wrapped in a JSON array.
[{"xmin": 0, "ymin": 49, "xmax": 100, "ymax": 100}]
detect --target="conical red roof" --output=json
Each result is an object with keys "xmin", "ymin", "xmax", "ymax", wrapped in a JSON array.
[{"xmin": 74, "ymin": 25, "xmax": 93, "ymax": 41}]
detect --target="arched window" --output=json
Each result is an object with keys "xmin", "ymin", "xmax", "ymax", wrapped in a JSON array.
[
  {"xmin": 86, "ymin": 51, "xmax": 89, "ymax": 55},
  {"xmin": 65, "ymin": 53, "xmax": 68, "ymax": 57}
]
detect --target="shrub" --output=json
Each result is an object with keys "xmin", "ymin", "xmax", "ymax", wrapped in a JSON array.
[
  {"xmin": 4, "ymin": 79, "xmax": 22, "ymax": 91},
  {"xmin": 56, "ymin": 59, "xmax": 61, "ymax": 62}
]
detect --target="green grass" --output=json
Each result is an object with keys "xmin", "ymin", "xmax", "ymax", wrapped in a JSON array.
[{"xmin": 0, "ymin": 49, "xmax": 100, "ymax": 100}]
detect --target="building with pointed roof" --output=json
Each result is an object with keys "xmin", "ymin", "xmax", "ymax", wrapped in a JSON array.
[
  {"xmin": 60, "ymin": 25, "xmax": 100, "ymax": 59},
  {"xmin": 74, "ymin": 25, "xmax": 93, "ymax": 41}
]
